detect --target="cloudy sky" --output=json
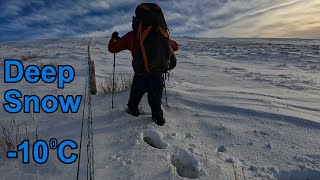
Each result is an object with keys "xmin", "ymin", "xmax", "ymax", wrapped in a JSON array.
[{"xmin": 0, "ymin": 0, "xmax": 319, "ymax": 42}]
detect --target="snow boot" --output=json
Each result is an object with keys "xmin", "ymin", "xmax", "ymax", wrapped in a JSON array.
[
  {"xmin": 152, "ymin": 116, "xmax": 166, "ymax": 126},
  {"xmin": 125, "ymin": 106, "xmax": 140, "ymax": 117}
]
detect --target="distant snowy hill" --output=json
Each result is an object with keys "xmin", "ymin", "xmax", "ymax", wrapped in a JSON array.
[{"xmin": 0, "ymin": 37, "xmax": 320, "ymax": 179}]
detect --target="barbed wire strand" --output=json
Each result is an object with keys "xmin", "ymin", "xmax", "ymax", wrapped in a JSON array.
[{"xmin": 87, "ymin": 37, "xmax": 95, "ymax": 180}]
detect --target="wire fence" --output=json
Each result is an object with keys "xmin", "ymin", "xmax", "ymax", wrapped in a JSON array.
[{"xmin": 77, "ymin": 37, "xmax": 95, "ymax": 180}]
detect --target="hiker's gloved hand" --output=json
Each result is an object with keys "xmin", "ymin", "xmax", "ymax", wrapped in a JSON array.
[{"xmin": 112, "ymin": 32, "xmax": 120, "ymax": 40}]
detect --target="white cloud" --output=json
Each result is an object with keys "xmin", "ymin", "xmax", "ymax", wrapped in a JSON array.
[
  {"xmin": 89, "ymin": 1, "xmax": 111, "ymax": 10},
  {"xmin": 0, "ymin": 0, "xmax": 24, "ymax": 17},
  {"xmin": 79, "ymin": 22, "xmax": 131, "ymax": 37}
]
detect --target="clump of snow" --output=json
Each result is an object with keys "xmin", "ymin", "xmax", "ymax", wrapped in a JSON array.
[
  {"xmin": 249, "ymin": 165, "xmax": 259, "ymax": 172},
  {"xmin": 265, "ymin": 143, "xmax": 273, "ymax": 149},
  {"xmin": 269, "ymin": 166, "xmax": 279, "ymax": 173},
  {"xmin": 217, "ymin": 145, "xmax": 228, "ymax": 152},
  {"xmin": 248, "ymin": 141, "xmax": 254, "ymax": 146},
  {"xmin": 185, "ymin": 133, "xmax": 193, "ymax": 139},
  {"xmin": 225, "ymin": 157, "xmax": 236, "ymax": 163}
]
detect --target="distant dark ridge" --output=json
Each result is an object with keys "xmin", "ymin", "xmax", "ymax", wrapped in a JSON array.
[
  {"xmin": 0, "ymin": 36, "xmax": 92, "ymax": 44},
  {"xmin": 175, "ymin": 35, "xmax": 320, "ymax": 41}
]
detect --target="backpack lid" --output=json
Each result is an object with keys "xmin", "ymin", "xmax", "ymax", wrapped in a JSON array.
[
  {"xmin": 135, "ymin": 3, "xmax": 161, "ymax": 18},
  {"xmin": 135, "ymin": 3, "xmax": 167, "ymax": 28}
]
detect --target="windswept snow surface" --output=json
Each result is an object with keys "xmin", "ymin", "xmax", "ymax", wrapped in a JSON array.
[{"xmin": 0, "ymin": 37, "xmax": 320, "ymax": 179}]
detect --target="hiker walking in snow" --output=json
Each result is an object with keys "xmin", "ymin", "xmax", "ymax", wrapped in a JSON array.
[{"xmin": 108, "ymin": 3, "xmax": 178, "ymax": 126}]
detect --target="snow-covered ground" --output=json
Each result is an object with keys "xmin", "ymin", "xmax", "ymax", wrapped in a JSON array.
[{"xmin": 0, "ymin": 37, "xmax": 319, "ymax": 180}]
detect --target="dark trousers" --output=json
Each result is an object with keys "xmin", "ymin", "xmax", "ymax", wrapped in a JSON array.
[{"xmin": 127, "ymin": 74, "xmax": 164, "ymax": 118}]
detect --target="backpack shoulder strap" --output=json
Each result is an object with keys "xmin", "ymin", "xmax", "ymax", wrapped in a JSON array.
[
  {"xmin": 159, "ymin": 27, "xmax": 169, "ymax": 38},
  {"xmin": 138, "ymin": 21, "xmax": 152, "ymax": 73}
]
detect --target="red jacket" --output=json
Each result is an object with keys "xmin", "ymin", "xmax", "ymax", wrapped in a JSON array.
[{"xmin": 108, "ymin": 31, "xmax": 179, "ymax": 57}]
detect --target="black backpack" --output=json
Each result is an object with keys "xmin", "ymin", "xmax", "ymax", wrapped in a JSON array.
[{"xmin": 132, "ymin": 3, "xmax": 177, "ymax": 75}]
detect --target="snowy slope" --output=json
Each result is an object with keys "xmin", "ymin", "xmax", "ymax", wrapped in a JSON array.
[{"xmin": 0, "ymin": 37, "xmax": 320, "ymax": 180}]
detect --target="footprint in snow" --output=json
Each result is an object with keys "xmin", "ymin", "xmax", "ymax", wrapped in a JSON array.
[
  {"xmin": 170, "ymin": 148, "xmax": 205, "ymax": 179},
  {"xmin": 142, "ymin": 129, "xmax": 168, "ymax": 149}
]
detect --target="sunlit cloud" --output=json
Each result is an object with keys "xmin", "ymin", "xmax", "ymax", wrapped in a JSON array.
[{"xmin": 202, "ymin": 0, "xmax": 320, "ymax": 39}]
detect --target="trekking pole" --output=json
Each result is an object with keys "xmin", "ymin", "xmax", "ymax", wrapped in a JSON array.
[
  {"xmin": 164, "ymin": 84, "xmax": 168, "ymax": 107},
  {"xmin": 163, "ymin": 74, "xmax": 169, "ymax": 107},
  {"xmin": 112, "ymin": 53, "xmax": 115, "ymax": 109}
]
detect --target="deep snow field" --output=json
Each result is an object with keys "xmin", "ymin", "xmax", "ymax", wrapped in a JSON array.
[{"xmin": 0, "ymin": 37, "xmax": 320, "ymax": 180}]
